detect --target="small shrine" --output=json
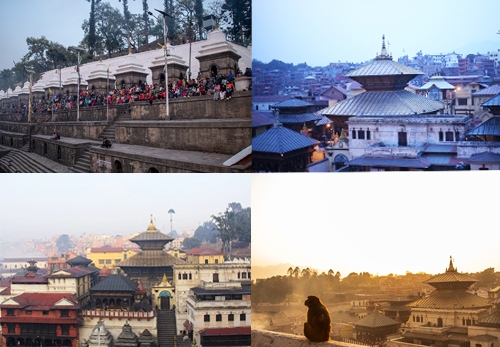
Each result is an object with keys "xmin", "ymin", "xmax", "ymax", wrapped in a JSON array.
[
  {"xmin": 152, "ymin": 273, "xmax": 175, "ymax": 310},
  {"xmin": 149, "ymin": 43, "xmax": 188, "ymax": 87},
  {"xmin": 195, "ymin": 29, "xmax": 241, "ymax": 80},
  {"xmin": 113, "ymin": 54, "xmax": 149, "ymax": 90},
  {"xmin": 84, "ymin": 322, "xmax": 114, "ymax": 347},
  {"xmin": 115, "ymin": 322, "xmax": 139, "ymax": 347},
  {"xmin": 86, "ymin": 62, "xmax": 116, "ymax": 93},
  {"xmin": 137, "ymin": 329, "xmax": 156, "ymax": 347}
]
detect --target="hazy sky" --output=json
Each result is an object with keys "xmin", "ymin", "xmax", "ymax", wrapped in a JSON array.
[
  {"xmin": 253, "ymin": 0, "xmax": 500, "ymax": 66},
  {"xmin": 0, "ymin": 174, "xmax": 250, "ymax": 245},
  {"xmin": 0, "ymin": 0, "xmax": 215, "ymax": 71},
  {"xmin": 252, "ymin": 172, "xmax": 500, "ymax": 277}
]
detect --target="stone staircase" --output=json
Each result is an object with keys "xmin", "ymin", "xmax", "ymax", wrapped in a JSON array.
[
  {"xmin": 99, "ymin": 106, "xmax": 132, "ymax": 143},
  {"xmin": 0, "ymin": 148, "xmax": 56, "ymax": 173},
  {"xmin": 20, "ymin": 143, "xmax": 30, "ymax": 152},
  {"xmin": 69, "ymin": 149, "xmax": 91, "ymax": 173},
  {"xmin": 157, "ymin": 310, "xmax": 189, "ymax": 347}
]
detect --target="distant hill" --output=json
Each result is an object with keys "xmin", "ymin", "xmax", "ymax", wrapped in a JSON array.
[{"xmin": 253, "ymin": 263, "xmax": 307, "ymax": 280}]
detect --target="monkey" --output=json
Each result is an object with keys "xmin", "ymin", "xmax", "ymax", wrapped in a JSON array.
[{"xmin": 304, "ymin": 295, "xmax": 331, "ymax": 342}]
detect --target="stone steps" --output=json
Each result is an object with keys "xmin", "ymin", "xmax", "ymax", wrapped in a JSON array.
[
  {"xmin": 69, "ymin": 150, "xmax": 91, "ymax": 173},
  {"xmin": 157, "ymin": 310, "xmax": 180, "ymax": 347},
  {"xmin": 0, "ymin": 149, "xmax": 56, "ymax": 173}
]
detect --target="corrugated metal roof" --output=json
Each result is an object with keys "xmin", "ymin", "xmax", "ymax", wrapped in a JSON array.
[
  {"xmin": 468, "ymin": 151, "xmax": 500, "ymax": 163},
  {"xmin": 252, "ymin": 112, "xmax": 274, "ymax": 127},
  {"xmin": 473, "ymin": 84, "xmax": 500, "ymax": 95},
  {"xmin": 354, "ymin": 312, "xmax": 400, "ymax": 328},
  {"xmin": 421, "ymin": 154, "xmax": 457, "ymax": 166},
  {"xmin": 348, "ymin": 156, "xmax": 431, "ymax": 169},
  {"xmin": 319, "ymin": 90, "xmax": 443, "ymax": 116},
  {"xmin": 252, "ymin": 124, "xmax": 319, "ymax": 154},
  {"xmin": 347, "ymin": 59, "xmax": 423, "ymax": 78},
  {"xmin": 316, "ymin": 115, "xmax": 333, "ymax": 125},
  {"xmin": 420, "ymin": 76, "xmax": 456, "ymax": 90},
  {"xmin": 479, "ymin": 312, "xmax": 500, "ymax": 325},
  {"xmin": 278, "ymin": 113, "xmax": 323, "ymax": 124},
  {"xmin": 90, "ymin": 274, "xmax": 137, "ymax": 292},
  {"xmin": 467, "ymin": 116, "xmax": 500, "ymax": 136},
  {"xmin": 482, "ymin": 94, "xmax": 500, "ymax": 107},
  {"xmin": 423, "ymin": 144, "xmax": 457, "ymax": 153},
  {"xmin": 406, "ymin": 291, "xmax": 490, "ymax": 309},
  {"xmin": 272, "ymin": 98, "xmax": 313, "ymax": 108},
  {"xmin": 119, "ymin": 250, "xmax": 187, "ymax": 267}
]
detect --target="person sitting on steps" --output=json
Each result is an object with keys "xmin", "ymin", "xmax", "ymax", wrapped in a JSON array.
[{"xmin": 101, "ymin": 137, "xmax": 112, "ymax": 148}]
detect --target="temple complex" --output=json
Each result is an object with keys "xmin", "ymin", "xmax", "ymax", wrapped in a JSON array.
[
  {"xmin": 117, "ymin": 215, "xmax": 186, "ymax": 290},
  {"xmin": 0, "ymin": 29, "xmax": 252, "ymax": 173},
  {"xmin": 318, "ymin": 36, "xmax": 475, "ymax": 171}
]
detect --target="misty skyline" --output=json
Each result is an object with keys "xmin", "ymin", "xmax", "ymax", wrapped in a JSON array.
[
  {"xmin": 0, "ymin": 174, "xmax": 251, "ymax": 247},
  {"xmin": 253, "ymin": 0, "xmax": 500, "ymax": 66}
]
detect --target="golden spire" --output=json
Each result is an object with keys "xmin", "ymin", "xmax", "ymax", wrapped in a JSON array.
[
  {"xmin": 147, "ymin": 214, "xmax": 157, "ymax": 232},
  {"xmin": 447, "ymin": 256, "xmax": 457, "ymax": 272}
]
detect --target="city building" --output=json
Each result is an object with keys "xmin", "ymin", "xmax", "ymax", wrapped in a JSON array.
[
  {"xmin": 86, "ymin": 247, "xmax": 138, "ymax": 270},
  {"xmin": 0, "ymin": 293, "xmax": 81, "ymax": 347},
  {"xmin": 173, "ymin": 260, "xmax": 251, "ymax": 346}
]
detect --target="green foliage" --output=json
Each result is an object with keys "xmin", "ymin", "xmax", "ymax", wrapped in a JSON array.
[
  {"xmin": 212, "ymin": 203, "xmax": 251, "ymax": 253},
  {"xmin": 194, "ymin": 220, "xmax": 217, "ymax": 242},
  {"xmin": 182, "ymin": 237, "xmax": 202, "ymax": 250},
  {"xmin": 220, "ymin": 0, "xmax": 251, "ymax": 46}
]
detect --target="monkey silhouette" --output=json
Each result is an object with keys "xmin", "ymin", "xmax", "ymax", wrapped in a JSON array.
[{"xmin": 304, "ymin": 295, "xmax": 331, "ymax": 342}]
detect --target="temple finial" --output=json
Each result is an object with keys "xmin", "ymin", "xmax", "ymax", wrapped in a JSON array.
[
  {"xmin": 447, "ymin": 256, "xmax": 457, "ymax": 272},
  {"xmin": 376, "ymin": 34, "xmax": 392, "ymax": 60}
]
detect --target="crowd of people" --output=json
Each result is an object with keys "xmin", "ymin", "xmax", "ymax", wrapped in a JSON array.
[{"xmin": 0, "ymin": 68, "xmax": 252, "ymax": 115}]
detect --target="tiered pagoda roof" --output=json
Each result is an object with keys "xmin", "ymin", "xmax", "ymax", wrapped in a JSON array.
[
  {"xmin": 354, "ymin": 311, "xmax": 400, "ymax": 328},
  {"xmin": 252, "ymin": 122, "xmax": 319, "ymax": 154},
  {"xmin": 320, "ymin": 35, "xmax": 443, "ymax": 116},
  {"xmin": 407, "ymin": 257, "xmax": 490, "ymax": 310},
  {"xmin": 119, "ymin": 215, "xmax": 185, "ymax": 268}
]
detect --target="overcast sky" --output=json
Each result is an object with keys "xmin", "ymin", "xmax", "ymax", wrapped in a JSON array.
[
  {"xmin": 0, "ymin": 0, "xmax": 215, "ymax": 71},
  {"xmin": 252, "ymin": 172, "xmax": 500, "ymax": 277},
  {"xmin": 0, "ymin": 174, "xmax": 250, "ymax": 245},
  {"xmin": 253, "ymin": 0, "xmax": 500, "ymax": 66}
]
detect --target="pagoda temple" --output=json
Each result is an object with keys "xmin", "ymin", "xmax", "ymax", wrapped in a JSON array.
[
  {"xmin": 118, "ymin": 215, "xmax": 186, "ymax": 289},
  {"xmin": 402, "ymin": 257, "xmax": 491, "ymax": 347}
]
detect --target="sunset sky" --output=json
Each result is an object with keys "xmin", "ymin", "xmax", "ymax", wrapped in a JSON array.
[{"xmin": 252, "ymin": 172, "xmax": 500, "ymax": 277}]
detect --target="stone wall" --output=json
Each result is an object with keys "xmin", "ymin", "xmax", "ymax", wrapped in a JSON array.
[
  {"xmin": 50, "ymin": 106, "xmax": 118, "ymax": 122},
  {"xmin": 130, "ymin": 91, "xmax": 251, "ymax": 121},
  {"xmin": 115, "ymin": 119, "xmax": 250, "ymax": 155},
  {"xmin": 89, "ymin": 148, "xmax": 249, "ymax": 173},
  {"xmin": 37, "ymin": 122, "xmax": 108, "ymax": 140},
  {"xmin": 252, "ymin": 330, "xmax": 360, "ymax": 347},
  {"xmin": 0, "ymin": 131, "xmax": 28, "ymax": 149},
  {"xmin": 31, "ymin": 136, "xmax": 93, "ymax": 166}
]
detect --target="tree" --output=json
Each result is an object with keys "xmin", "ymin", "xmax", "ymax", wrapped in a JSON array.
[
  {"xmin": 220, "ymin": 0, "xmax": 251, "ymax": 46},
  {"xmin": 82, "ymin": 2, "xmax": 126, "ymax": 57},
  {"xmin": 142, "ymin": 0, "xmax": 150, "ymax": 45},
  {"xmin": 182, "ymin": 237, "xmax": 201, "ymax": 250},
  {"xmin": 84, "ymin": 0, "xmax": 102, "ymax": 56},
  {"xmin": 212, "ymin": 203, "xmax": 250, "ymax": 253},
  {"xmin": 477, "ymin": 267, "xmax": 496, "ymax": 287},
  {"xmin": 0, "ymin": 69, "xmax": 16, "ymax": 91},
  {"xmin": 56, "ymin": 234, "xmax": 72, "ymax": 253},
  {"xmin": 119, "ymin": 0, "xmax": 133, "ymax": 53},
  {"xmin": 194, "ymin": 220, "xmax": 217, "ymax": 242}
]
